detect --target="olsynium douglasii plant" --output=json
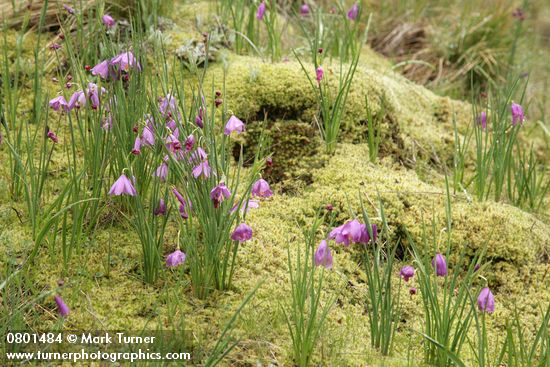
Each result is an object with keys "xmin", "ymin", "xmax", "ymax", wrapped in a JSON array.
[
  {"xmin": 165, "ymin": 93, "xmax": 267, "ymax": 298},
  {"xmin": 408, "ymin": 178, "xmax": 488, "ymax": 367},
  {"xmin": 295, "ymin": 2, "xmax": 370, "ymax": 154},
  {"xmin": 451, "ymin": 73, "xmax": 549, "ymax": 213},
  {"xmin": 256, "ymin": 1, "xmax": 282, "ymax": 62},
  {"xmin": 325, "ymin": 194, "xmax": 404, "ymax": 357},
  {"xmin": 357, "ymin": 195, "xmax": 400, "ymax": 356},
  {"xmin": 217, "ymin": 0, "xmax": 260, "ymax": 57},
  {"xmin": 473, "ymin": 80, "xmax": 527, "ymax": 203},
  {"xmin": 283, "ymin": 212, "xmax": 339, "ymax": 367},
  {"xmin": 2, "ymin": 4, "xmax": 99, "ymax": 268},
  {"xmin": 37, "ymin": 4, "xmax": 270, "ymax": 294},
  {"xmin": 468, "ymin": 284, "xmax": 503, "ymax": 367}
]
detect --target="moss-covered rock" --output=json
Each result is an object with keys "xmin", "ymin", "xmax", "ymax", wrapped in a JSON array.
[
  {"xmin": 195, "ymin": 54, "xmax": 472, "ymax": 171},
  {"xmin": 235, "ymin": 120, "xmax": 327, "ymax": 191},
  {"xmin": 279, "ymin": 144, "xmax": 549, "ymax": 270}
]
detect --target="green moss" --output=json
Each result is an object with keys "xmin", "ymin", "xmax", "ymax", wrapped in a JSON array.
[
  {"xmin": 160, "ymin": 1, "xmax": 217, "ymax": 56},
  {"xmin": 236, "ymin": 120, "xmax": 327, "ymax": 191},
  {"xmin": 283, "ymin": 144, "xmax": 549, "ymax": 268},
  {"xmin": 2, "ymin": 146, "xmax": 548, "ymax": 366},
  {"xmin": 195, "ymin": 54, "xmax": 472, "ymax": 171}
]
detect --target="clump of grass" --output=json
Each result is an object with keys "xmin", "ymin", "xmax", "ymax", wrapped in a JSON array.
[
  {"xmin": 294, "ymin": 4, "xmax": 370, "ymax": 153},
  {"xmin": 451, "ymin": 75, "xmax": 549, "ymax": 213},
  {"xmin": 370, "ymin": 0, "xmax": 526, "ymax": 97},
  {"xmin": 359, "ymin": 195, "xmax": 401, "ymax": 356},
  {"xmin": 408, "ymin": 178, "xmax": 482, "ymax": 367},
  {"xmin": 501, "ymin": 304, "xmax": 550, "ymax": 367},
  {"xmin": 283, "ymin": 213, "xmax": 338, "ymax": 367}
]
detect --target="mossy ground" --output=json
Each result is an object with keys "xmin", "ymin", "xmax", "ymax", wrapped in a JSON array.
[
  {"xmin": 1, "ymin": 1, "xmax": 549, "ymax": 366},
  {"xmin": 1, "ymin": 141, "xmax": 548, "ymax": 366}
]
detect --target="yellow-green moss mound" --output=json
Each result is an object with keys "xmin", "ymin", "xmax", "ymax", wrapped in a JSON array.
[
  {"xmin": 4, "ymin": 143, "xmax": 547, "ymax": 366},
  {"xmin": 198, "ymin": 55, "xmax": 471, "ymax": 169}
]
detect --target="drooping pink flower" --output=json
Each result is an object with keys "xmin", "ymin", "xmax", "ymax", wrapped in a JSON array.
[
  {"xmin": 154, "ymin": 199, "xmax": 166, "ymax": 216},
  {"xmin": 178, "ymin": 202, "xmax": 189, "ymax": 219},
  {"xmin": 231, "ymin": 223, "xmax": 253, "ymax": 242},
  {"xmin": 68, "ymin": 90, "xmax": 86, "ymax": 110},
  {"xmin": 166, "ymin": 249, "xmax": 186, "ymax": 267},
  {"xmin": 400, "ymin": 266, "xmax": 415, "ymax": 282},
  {"xmin": 330, "ymin": 219, "xmax": 362, "ymax": 246},
  {"xmin": 432, "ymin": 253, "xmax": 448, "ymax": 277},
  {"xmin": 185, "ymin": 134, "xmax": 195, "ymax": 152},
  {"xmin": 63, "ymin": 4, "xmax": 75, "ymax": 14},
  {"xmin": 110, "ymin": 51, "xmax": 141, "ymax": 72},
  {"xmin": 49, "ymin": 96, "xmax": 69, "ymax": 112},
  {"xmin": 347, "ymin": 3, "xmax": 359, "ymax": 20},
  {"xmin": 154, "ymin": 163, "xmax": 168, "ymax": 181},
  {"xmin": 359, "ymin": 223, "xmax": 378, "ymax": 244},
  {"xmin": 141, "ymin": 124, "xmax": 155, "ymax": 146},
  {"xmin": 316, "ymin": 66, "xmax": 324, "ymax": 83},
  {"xmin": 300, "ymin": 4, "xmax": 310, "ymax": 16},
  {"xmin": 224, "ymin": 115, "xmax": 245, "ymax": 135},
  {"xmin": 50, "ymin": 43, "xmax": 62, "ymax": 51},
  {"xmin": 251, "ymin": 178, "xmax": 273, "ymax": 198},
  {"xmin": 172, "ymin": 188, "xmax": 186, "ymax": 205},
  {"xmin": 172, "ymin": 188, "xmax": 189, "ymax": 219},
  {"xmin": 477, "ymin": 111, "xmax": 487, "ymax": 129},
  {"xmin": 511, "ymin": 102, "xmax": 525, "ymax": 126},
  {"xmin": 159, "ymin": 94, "xmax": 179, "ymax": 119},
  {"xmin": 131, "ymin": 137, "xmax": 141, "ymax": 155},
  {"xmin": 109, "ymin": 174, "xmax": 137, "ymax": 196},
  {"xmin": 195, "ymin": 115, "xmax": 203, "ymax": 128},
  {"xmin": 477, "ymin": 287, "xmax": 495, "ymax": 313},
  {"xmin": 409, "ymin": 287, "xmax": 417, "ymax": 295},
  {"xmin": 210, "ymin": 183, "xmax": 231, "ymax": 208},
  {"xmin": 195, "ymin": 107, "xmax": 204, "ymax": 128},
  {"xmin": 166, "ymin": 119, "xmax": 177, "ymax": 131},
  {"xmin": 91, "ymin": 60, "xmax": 109, "ymax": 79},
  {"xmin": 328, "ymin": 223, "xmax": 345, "ymax": 241},
  {"xmin": 165, "ymin": 134, "xmax": 182, "ymax": 153},
  {"xmin": 47, "ymin": 130, "xmax": 59, "ymax": 143},
  {"xmin": 54, "ymin": 295, "xmax": 70, "ymax": 317},
  {"xmin": 314, "ymin": 240, "xmax": 333, "ymax": 269},
  {"xmin": 190, "ymin": 147, "xmax": 208, "ymax": 163},
  {"xmin": 256, "ymin": 1, "xmax": 266, "ymax": 20},
  {"xmin": 86, "ymin": 82, "xmax": 103, "ymax": 110},
  {"xmin": 192, "ymin": 160, "xmax": 211, "ymax": 179},
  {"xmin": 102, "ymin": 14, "xmax": 116, "ymax": 28}
]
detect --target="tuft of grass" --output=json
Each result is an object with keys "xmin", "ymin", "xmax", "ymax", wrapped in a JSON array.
[{"xmin": 282, "ymin": 213, "xmax": 338, "ymax": 367}]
